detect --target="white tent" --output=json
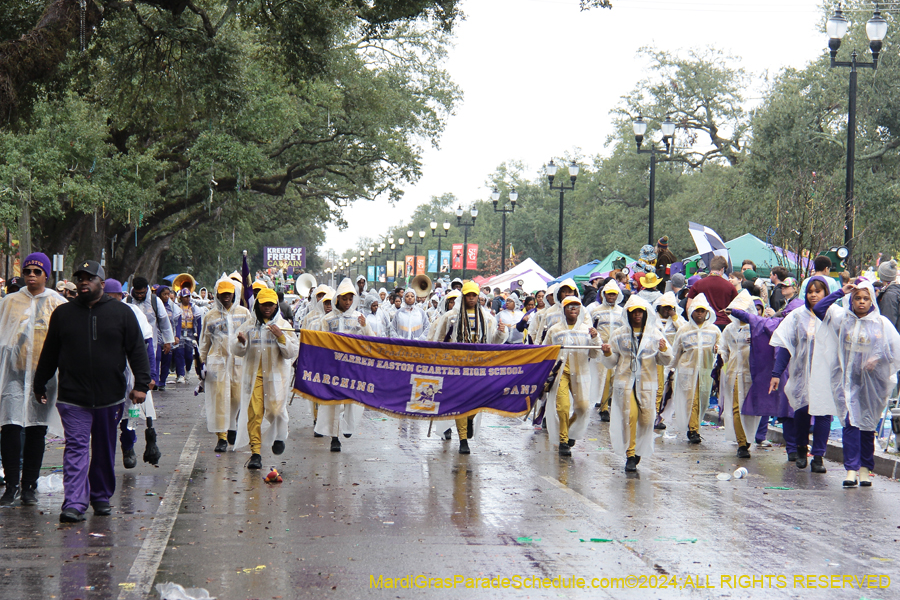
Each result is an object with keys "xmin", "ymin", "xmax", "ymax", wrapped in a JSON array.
[{"xmin": 481, "ymin": 258, "xmax": 554, "ymax": 293}]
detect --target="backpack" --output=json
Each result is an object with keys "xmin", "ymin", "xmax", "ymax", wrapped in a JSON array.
[{"xmin": 128, "ymin": 294, "xmax": 160, "ymax": 322}]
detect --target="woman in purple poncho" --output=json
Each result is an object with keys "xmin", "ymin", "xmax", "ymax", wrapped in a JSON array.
[{"xmin": 727, "ymin": 295, "xmax": 804, "ymax": 462}]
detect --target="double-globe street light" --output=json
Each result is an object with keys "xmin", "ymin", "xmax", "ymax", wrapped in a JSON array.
[
  {"xmin": 455, "ymin": 205, "xmax": 478, "ymax": 280},
  {"xmin": 827, "ymin": 3, "xmax": 888, "ymax": 259},
  {"xmin": 407, "ymin": 229, "xmax": 426, "ymax": 275},
  {"xmin": 491, "ymin": 186, "xmax": 518, "ymax": 274},
  {"xmin": 544, "ymin": 160, "xmax": 579, "ymax": 277},
  {"xmin": 632, "ymin": 115, "xmax": 676, "ymax": 247},
  {"xmin": 431, "ymin": 220, "xmax": 451, "ymax": 276}
]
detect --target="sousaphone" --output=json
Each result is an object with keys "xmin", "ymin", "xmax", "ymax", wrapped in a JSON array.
[
  {"xmin": 172, "ymin": 273, "xmax": 196, "ymax": 294},
  {"xmin": 296, "ymin": 273, "xmax": 317, "ymax": 297},
  {"xmin": 411, "ymin": 273, "xmax": 433, "ymax": 298}
]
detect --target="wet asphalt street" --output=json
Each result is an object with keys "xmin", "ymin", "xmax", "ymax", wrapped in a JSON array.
[{"xmin": 1, "ymin": 382, "xmax": 898, "ymax": 600}]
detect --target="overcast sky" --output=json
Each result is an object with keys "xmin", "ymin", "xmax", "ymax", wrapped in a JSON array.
[{"xmin": 322, "ymin": 0, "xmax": 839, "ymax": 256}]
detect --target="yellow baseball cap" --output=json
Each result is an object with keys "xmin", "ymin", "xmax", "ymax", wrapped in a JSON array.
[
  {"xmin": 256, "ymin": 288, "xmax": 278, "ymax": 304},
  {"xmin": 217, "ymin": 280, "xmax": 236, "ymax": 294}
]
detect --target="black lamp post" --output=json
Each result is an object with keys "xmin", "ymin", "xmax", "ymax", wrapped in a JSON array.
[
  {"xmin": 491, "ymin": 186, "xmax": 518, "ymax": 274},
  {"xmin": 827, "ymin": 3, "xmax": 887, "ymax": 260},
  {"xmin": 632, "ymin": 115, "xmax": 676, "ymax": 247},
  {"xmin": 545, "ymin": 159, "xmax": 579, "ymax": 277},
  {"xmin": 431, "ymin": 220, "xmax": 451, "ymax": 275},
  {"xmin": 407, "ymin": 229, "xmax": 426, "ymax": 275},
  {"xmin": 455, "ymin": 205, "xmax": 478, "ymax": 279}
]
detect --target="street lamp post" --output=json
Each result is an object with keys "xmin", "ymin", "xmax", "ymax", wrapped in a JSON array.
[
  {"xmin": 397, "ymin": 238, "xmax": 406, "ymax": 282},
  {"xmin": 431, "ymin": 220, "xmax": 451, "ymax": 277},
  {"xmin": 827, "ymin": 3, "xmax": 887, "ymax": 260},
  {"xmin": 407, "ymin": 230, "xmax": 426, "ymax": 275},
  {"xmin": 455, "ymin": 205, "xmax": 478, "ymax": 280},
  {"xmin": 545, "ymin": 160, "xmax": 579, "ymax": 277},
  {"xmin": 491, "ymin": 186, "xmax": 518, "ymax": 274},
  {"xmin": 632, "ymin": 115, "xmax": 676, "ymax": 247},
  {"xmin": 350, "ymin": 256, "xmax": 358, "ymax": 279}
]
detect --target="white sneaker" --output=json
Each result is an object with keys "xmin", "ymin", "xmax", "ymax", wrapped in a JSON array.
[
  {"xmin": 756, "ymin": 439, "xmax": 773, "ymax": 447},
  {"xmin": 176, "ymin": 376, "xmax": 185, "ymax": 384}
]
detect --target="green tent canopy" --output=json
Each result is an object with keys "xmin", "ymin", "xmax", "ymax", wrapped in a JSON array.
[{"xmin": 682, "ymin": 233, "xmax": 803, "ymax": 277}]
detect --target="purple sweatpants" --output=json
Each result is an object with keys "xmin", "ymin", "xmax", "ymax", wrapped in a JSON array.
[
  {"xmin": 782, "ymin": 406, "xmax": 832, "ymax": 456},
  {"xmin": 842, "ymin": 416, "xmax": 875, "ymax": 471},
  {"xmin": 57, "ymin": 402, "xmax": 124, "ymax": 513}
]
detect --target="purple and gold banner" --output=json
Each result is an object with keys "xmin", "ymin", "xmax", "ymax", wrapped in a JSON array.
[{"xmin": 293, "ymin": 330, "xmax": 560, "ymax": 420}]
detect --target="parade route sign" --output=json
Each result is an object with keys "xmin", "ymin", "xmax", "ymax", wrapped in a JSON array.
[{"xmin": 264, "ymin": 247, "xmax": 305, "ymax": 270}]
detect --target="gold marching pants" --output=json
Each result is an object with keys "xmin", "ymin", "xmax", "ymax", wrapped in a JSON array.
[
  {"xmin": 247, "ymin": 371, "xmax": 265, "ymax": 454},
  {"xmin": 656, "ymin": 365, "xmax": 665, "ymax": 413},
  {"xmin": 555, "ymin": 366, "xmax": 572, "ymax": 444},
  {"xmin": 627, "ymin": 390, "xmax": 639, "ymax": 457},
  {"xmin": 600, "ymin": 370, "xmax": 613, "ymax": 413},
  {"xmin": 732, "ymin": 380, "xmax": 747, "ymax": 447},
  {"xmin": 689, "ymin": 384, "xmax": 701, "ymax": 433},
  {"xmin": 216, "ymin": 381, "xmax": 242, "ymax": 441}
]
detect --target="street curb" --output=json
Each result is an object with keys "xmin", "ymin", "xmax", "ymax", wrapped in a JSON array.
[{"xmin": 704, "ymin": 409, "xmax": 900, "ymax": 480}]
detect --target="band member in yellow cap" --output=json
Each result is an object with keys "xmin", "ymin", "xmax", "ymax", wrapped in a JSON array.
[
  {"xmin": 443, "ymin": 281, "xmax": 507, "ymax": 454},
  {"xmin": 601, "ymin": 296, "xmax": 671, "ymax": 471},
  {"xmin": 542, "ymin": 296, "xmax": 599, "ymax": 456},
  {"xmin": 199, "ymin": 276, "xmax": 251, "ymax": 452},
  {"xmin": 587, "ymin": 279, "xmax": 624, "ymax": 422},
  {"xmin": 231, "ymin": 287, "xmax": 299, "ymax": 469}
]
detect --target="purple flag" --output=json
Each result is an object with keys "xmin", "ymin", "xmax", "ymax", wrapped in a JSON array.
[{"xmin": 241, "ymin": 251, "xmax": 252, "ymax": 309}]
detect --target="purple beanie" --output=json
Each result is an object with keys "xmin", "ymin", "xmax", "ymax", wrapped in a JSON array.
[
  {"xmin": 687, "ymin": 275, "xmax": 702, "ymax": 287},
  {"xmin": 104, "ymin": 278, "xmax": 123, "ymax": 294},
  {"xmin": 23, "ymin": 252, "xmax": 51, "ymax": 276}
]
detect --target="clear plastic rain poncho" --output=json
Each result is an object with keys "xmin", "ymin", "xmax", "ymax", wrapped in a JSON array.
[
  {"xmin": 198, "ymin": 275, "xmax": 252, "ymax": 435},
  {"xmin": 529, "ymin": 283, "xmax": 558, "ymax": 346},
  {"xmin": 665, "ymin": 293, "xmax": 721, "ymax": 433},
  {"xmin": 542, "ymin": 300, "xmax": 600, "ymax": 444},
  {"xmin": 535, "ymin": 279, "xmax": 581, "ymax": 344},
  {"xmin": 600, "ymin": 295, "xmax": 671, "ymax": 457},
  {"xmin": 301, "ymin": 284, "xmax": 334, "ymax": 332},
  {"xmin": 363, "ymin": 293, "xmax": 387, "ymax": 337},
  {"xmin": 808, "ymin": 280, "xmax": 900, "ymax": 430},
  {"xmin": 122, "ymin": 301, "xmax": 158, "ymax": 424},
  {"xmin": 587, "ymin": 280, "xmax": 626, "ymax": 402},
  {"xmin": 649, "ymin": 291, "xmax": 684, "ymax": 347},
  {"xmin": 770, "ymin": 287, "xmax": 827, "ymax": 412},
  {"xmin": 497, "ymin": 299, "xmax": 525, "ymax": 344},
  {"xmin": 0, "ymin": 288, "xmax": 67, "ymax": 434},
  {"xmin": 316, "ymin": 279, "xmax": 372, "ymax": 437},
  {"xmin": 230, "ymin": 302, "xmax": 299, "ymax": 449},
  {"xmin": 389, "ymin": 292, "xmax": 430, "ymax": 340},
  {"xmin": 427, "ymin": 290, "xmax": 462, "ymax": 341},
  {"xmin": 718, "ymin": 290, "xmax": 760, "ymax": 444}
]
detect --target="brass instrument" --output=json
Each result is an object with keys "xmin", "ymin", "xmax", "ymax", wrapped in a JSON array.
[
  {"xmin": 411, "ymin": 273, "xmax": 433, "ymax": 298},
  {"xmin": 172, "ymin": 273, "xmax": 196, "ymax": 294}
]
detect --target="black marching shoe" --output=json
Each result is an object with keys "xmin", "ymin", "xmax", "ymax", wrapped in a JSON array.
[
  {"xmin": 247, "ymin": 454, "xmax": 262, "ymax": 469},
  {"xmin": 787, "ymin": 451, "xmax": 797, "ymax": 462},
  {"xmin": 0, "ymin": 485, "xmax": 19, "ymax": 506},
  {"xmin": 227, "ymin": 430, "xmax": 237, "ymax": 445},
  {"xmin": 810, "ymin": 455, "xmax": 826, "ymax": 473},
  {"xmin": 272, "ymin": 440, "xmax": 285, "ymax": 455},
  {"xmin": 122, "ymin": 447, "xmax": 137, "ymax": 469},
  {"xmin": 214, "ymin": 439, "xmax": 228, "ymax": 453},
  {"xmin": 737, "ymin": 445, "xmax": 751, "ymax": 459},
  {"xmin": 624, "ymin": 456, "xmax": 638, "ymax": 472},
  {"xmin": 687, "ymin": 430, "xmax": 702, "ymax": 444},
  {"xmin": 567, "ymin": 439, "xmax": 576, "ymax": 448},
  {"xmin": 91, "ymin": 501, "xmax": 111, "ymax": 516},
  {"xmin": 654, "ymin": 421, "xmax": 667, "ymax": 430},
  {"xmin": 330, "ymin": 437, "xmax": 342, "ymax": 452},
  {"xmin": 59, "ymin": 508, "xmax": 85, "ymax": 523},
  {"xmin": 458, "ymin": 439, "xmax": 470, "ymax": 455},
  {"xmin": 599, "ymin": 410, "xmax": 610, "ymax": 422},
  {"xmin": 795, "ymin": 446, "xmax": 808, "ymax": 469},
  {"xmin": 559, "ymin": 442, "xmax": 572, "ymax": 457},
  {"xmin": 442, "ymin": 428, "xmax": 452, "ymax": 441},
  {"xmin": 20, "ymin": 485, "xmax": 38, "ymax": 506},
  {"xmin": 343, "ymin": 433, "xmax": 352, "ymax": 439}
]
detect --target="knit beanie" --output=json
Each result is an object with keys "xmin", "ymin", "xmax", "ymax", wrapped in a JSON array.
[
  {"xmin": 878, "ymin": 259, "xmax": 898, "ymax": 282},
  {"xmin": 23, "ymin": 252, "xmax": 51, "ymax": 276},
  {"xmin": 657, "ymin": 236, "xmax": 669, "ymax": 249},
  {"xmin": 670, "ymin": 273, "xmax": 686, "ymax": 289}
]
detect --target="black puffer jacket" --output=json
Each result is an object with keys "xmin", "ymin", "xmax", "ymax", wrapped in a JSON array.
[
  {"xmin": 878, "ymin": 283, "xmax": 900, "ymax": 332},
  {"xmin": 33, "ymin": 295, "xmax": 151, "ymax": 408}
]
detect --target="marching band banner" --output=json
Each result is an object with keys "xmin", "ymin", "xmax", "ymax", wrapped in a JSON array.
[{"xmin": 293, "ymin": 331, "xmax": 560, "ymax": 420}]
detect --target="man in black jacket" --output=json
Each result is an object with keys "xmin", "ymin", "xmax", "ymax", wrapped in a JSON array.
[{"xmin": 33, "ymin": 260, "xmax": 151, "ymax": 523}]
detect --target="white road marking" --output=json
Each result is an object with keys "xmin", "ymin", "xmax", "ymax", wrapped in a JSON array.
[
  {"xmin": 540, "ymin": 475, "xmax": 608, "ymax": 513},
  {"xmin": 118, "ymin": 411, "xmax": 204, "ymax": 600}
]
